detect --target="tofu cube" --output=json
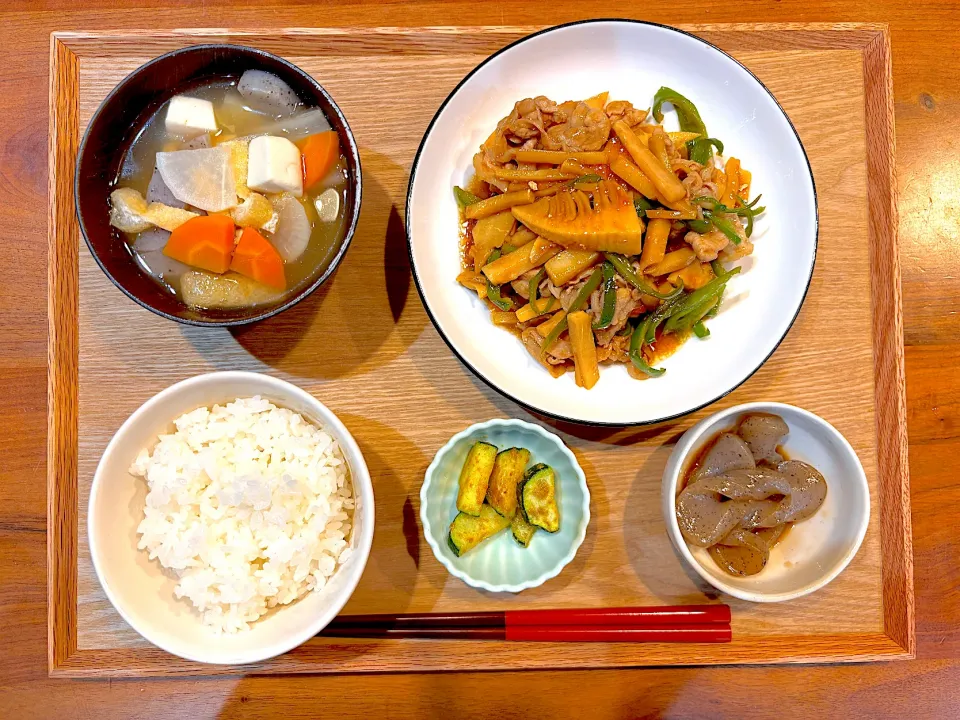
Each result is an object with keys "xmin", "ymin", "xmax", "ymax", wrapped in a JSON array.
[
  {"xmin": 246, "ymin": 136, "xmax": 304, "ymax": 197},
  {"xmin": 164, "ymin": 95, "xmax": 218, "ymax": 139}
]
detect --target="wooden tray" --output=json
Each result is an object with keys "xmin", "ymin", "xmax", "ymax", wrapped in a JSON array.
[{"xmin": 47, "ymin": 23, "xmax": 913, "ymax": 677}]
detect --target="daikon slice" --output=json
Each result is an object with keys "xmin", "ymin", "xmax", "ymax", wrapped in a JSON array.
[
  {"xmin": 146, "ymin": 167, "xmax": 184, "ymax": 208},
  {"xmin": 134, "ymin": 247, "xmax": 190, "ymax": 281},
  {"xmin": 270, "ymin": 194, "xmax": 311, "ymax": 262},
  {"xmin": 132, "ymin": 228, "xmax": 169, "ymax": 252},
  {"xmin": 261, "ymin": 108, "xmax": 331, "ymax": 141},
  {"xmin": 156, "ymin": 146, "xmax": 237, "ymax": 212},
  {"xmin": 314, "ymin": 188, "xmax": 340, "ymax": 223},
  {"xmin": 237, "ymin": 70, "xmax": 301, "ymax": 117}
]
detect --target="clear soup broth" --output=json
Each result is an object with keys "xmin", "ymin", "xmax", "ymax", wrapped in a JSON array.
[{"xmin": 111, "ymin": 77, "xmax": 349, "ymax": 310}]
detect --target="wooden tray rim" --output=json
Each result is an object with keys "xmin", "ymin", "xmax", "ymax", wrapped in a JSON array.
[{"xmin": 47, "ymin": 22, "xmax": 914, "ymax": 677}]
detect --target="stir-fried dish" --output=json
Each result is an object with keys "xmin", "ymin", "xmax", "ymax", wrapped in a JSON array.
[
  {"xmin": 675, "ymin": 414, "xmax": 828, "ymax": 577},
  {"xmin": 109, "ymin": 70, "xmax": 349, "ymax": 310},
  {"xmin": 455, "ymin": 89, "xmax": 765, "ymax": 389}
]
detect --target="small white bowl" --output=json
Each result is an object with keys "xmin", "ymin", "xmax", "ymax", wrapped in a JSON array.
[
  {"xmin": 420, "ymin": 419, "xmax": 590, "ymax": 593},
  {"xmin": 661, "ymin": 402, "xmax": 869, "ymax": 602},
  {"xmin": 88, "ymin": 371, "xmax": 375, "ymax": 664}
]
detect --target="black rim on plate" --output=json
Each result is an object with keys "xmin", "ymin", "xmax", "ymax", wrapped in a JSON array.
[
  {"xmin": 404, "ymin": 18, "xmax": 819, "ymax": 427},
  {"xmin": 75, "ymin": 44, "xmax": 363, "ymax": 327}
]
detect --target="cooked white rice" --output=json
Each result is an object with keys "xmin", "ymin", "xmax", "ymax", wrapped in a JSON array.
[{"xmin": 131, "ymin": 396, "xmax": 353, "ymax": 633}]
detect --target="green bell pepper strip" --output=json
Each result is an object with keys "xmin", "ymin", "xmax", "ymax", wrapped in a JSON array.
[
  {"xmin": 637, "ymin": 293, "xmax": 687, "ymax": 344},
  {"xmin": 692, "ymin": 320, "xmax": 710, "ymax": 338},
  {"xmin": 541, "ymin": 266, "xmax": 604, "ymax": 354},
  {"xmin": 604, "ymin": 253, "xmax": 684, "ymax": 300},
  {"xmin": 527, "ymin": 268, "xmax": 557, "ymax": 315},
  {"xmin": 484, "ymin": 249, "xmax": 513, "ymax": 311},
  {"xmin": 652, "ymin": 87, "xmax": 707, "ymax": 136},
  {"xmin": 687, "ymin": 137, "xmax": 724, "ymax": 165},
  {"xmin": 710, "ymin": 214, "xmax": 742, "ymax": 246},
  {"xmin": 454, "ymin": 186, "xmax": 481, "ymax": 209},
  {"xmin": 686, "ymin": 218, "xmax": 713, "ymax": 234},
  {"xmin": 670, "ymin": 267, "xmax": 741, "ymax": 319},
  {"xmin": 634, "ymin": 195, "xmax": 656, "ymax": 218},
  {"xmin": 570, "ymin": 173, "xmax": 603, "ymax": 186},
  {"xmin": 666, "ymin": 294, "xmax": 720, "ymax": 334},
  {"xmin": 502, "ymin": 242, "xmax": 518, "ymax": 255},
  {"xmin": 593, "ymin": 262, "xmax": 617, "ymax": 329},
  {"xmin": 710, "ymin": 259, "xmax": 728, "ymax": 278},
  {"xmin": 630, "ymin": 351, "xmax": 667, "ymax": 378}
]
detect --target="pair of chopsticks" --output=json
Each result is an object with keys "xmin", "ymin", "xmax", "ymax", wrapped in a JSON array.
[{"xmin": 321, "ymin": 605, "xmax": 731, "ymax": 643}]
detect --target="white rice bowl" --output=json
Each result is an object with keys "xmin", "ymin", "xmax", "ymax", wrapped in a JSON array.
[{"xmin": 131, "ymin": 396, "xmax": 354, "ymax": 634}]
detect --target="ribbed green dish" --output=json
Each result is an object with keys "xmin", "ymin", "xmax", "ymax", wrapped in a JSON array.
[{"xmin": 420, "ymin": 419, "xmax": 590, "ymax": 592}]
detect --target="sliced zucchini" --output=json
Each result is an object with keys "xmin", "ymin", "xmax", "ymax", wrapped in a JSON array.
[
  {"xmin": 518, "ymin": 464, "xmax": 560, "ymax": 533},
  {"xmin": 448, "ymin": 504, "xmax": 511, "ymax": 556},
  {"xmin": 485, "ymin": 447, "xmax": 531, "ymax": 519},
  {"xmin": 456, "ymin": 441, "xmax": 497, "ymax": 516},
  {"xmin": 511, "ymin": 511, "xmax": 537, "ymax": 547}
]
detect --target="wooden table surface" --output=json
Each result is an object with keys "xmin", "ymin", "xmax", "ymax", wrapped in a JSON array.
[{"xmin": 2, "ymin": 1, "xmax": 958, "ymax": 717}]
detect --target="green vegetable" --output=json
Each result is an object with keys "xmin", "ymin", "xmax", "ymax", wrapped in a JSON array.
[
  {"xmin": 693, "ymin": 320, "xmax": 710, "ymax": 338},
  {"xmin": 484, "ymin": 249, "xmax": 514, "ymax": 310},
  {"xmin": 630, "ymin": 351, "xmax": 667, "ymax": 378},
  {"xmin": 605, "ymin": 253, "xmax": 684, "ymax": 300},
  {"xmin": 448, "ymin": 504, "xmax": 511, "ymax": 556},
  {"xmin": 710, "ymin": 259, "xmax": 728, "ymax": 278},
  {"xmin": 670, "ymin": 267, "xmax": 741, "ymax": 319},
  {"xmin": 688, "ymin": 137, "xmax": 724, "ymax": 165},
  {"xmin": 511, "ymin": 512, "xmax": 538, "ymax": 547},
  {"xmin": 454, "ymin": 186, "xmax": 481, "ymax": 209},
  {"xmin": 710, "ymin": 214, "xmax": 742, "ymax": 246},
  {"xmin": 692, "ymin": 194, "xmax": 766, "ymax": 240},
  {"xmin": 633, "ymin": 195, "xmax": 656, "ymax": 218},
  {"xmin": 502, "ymin": 242, "xmax": 518, "ymax": 254},
  {"xmin": 456, "ymin": 441, "xmax": 498, "ymax": 516},
  {"xmin": 628, "ymin": 293, "xmax": 686, "ymax": 378},
  {"xmin": 652, "ymin": 87, "xmax": 707, "ymax": 136},
  {"xmin": 570, "ymin": 173, "xmax": 603, "ymax": 186},
  {"xmin": 593, "ymin": 262, "xmax": 617, "ymax": 329},
  {"xmin": 541, "ymin": 265, "xmax": 605, "ymax": 353},
  {"xmin": 686, "ymin": 219, "xmax": 712, "ymax": 234},
  {"xmin": 518, "ymin": 464, "xmax": 560, "ymax": 533},
  {"xmin": 485, "ymin": 447, "xmax": 531, "ymax": 519},
  {"xmin": 665, "ymin": 294, "xmax": 720, "ymax": 334},
  {"xmin": 527, "ymin": 268, "xmax": 556, "ymax": 315}
]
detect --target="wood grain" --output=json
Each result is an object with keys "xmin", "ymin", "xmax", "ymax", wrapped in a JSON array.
[
  {"xmin": 44, "ymin": 25, "xmax": 909, "ymax": 675},
  {"xmin": 46, "ymin": 36, "xmax": 79, "ymax": 672},
  {"xmin": 3, "ymin": 0, "xmax": 959, "ymax": 716}
]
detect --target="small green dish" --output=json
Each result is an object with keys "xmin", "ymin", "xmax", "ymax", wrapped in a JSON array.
[{"xmin": 420, "ymin": 419, "xmax": 590, "ymax": 593}]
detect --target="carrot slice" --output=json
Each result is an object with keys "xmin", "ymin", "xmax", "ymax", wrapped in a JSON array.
[
  {"xmin": 229, "ymin": 227, "xmax": 286, "ymax": 290},
  {"xmin": 163, "ymin": 215, "xmax": 236, "ymax": 274},
  {"xmin": 299, "ymin": 131, "xmax": 340, "ymax": 190}
]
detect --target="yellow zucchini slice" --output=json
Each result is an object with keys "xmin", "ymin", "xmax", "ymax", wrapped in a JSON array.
[
  {"xmin": 456, "ymin": 441, "xmax": 497, "ymax": 516},
  {"xmin": 511, "ymin": 511, "xmax": 538, "ymax": 547},
  {"xmin": 485, "ymin": 447, "xmax": 531, "ymax": 519},
  {"xmin": 518, "ymin": 464, "xmax": 560, "ymax": 533},
  {"xmin": 448, "ymin": 504, "xmax": 511, "ymax": 556}
]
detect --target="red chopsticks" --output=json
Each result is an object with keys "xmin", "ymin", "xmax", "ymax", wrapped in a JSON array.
[{"xmin": 321, "ymin": 606, "xmax": 731, "ymax": 643}]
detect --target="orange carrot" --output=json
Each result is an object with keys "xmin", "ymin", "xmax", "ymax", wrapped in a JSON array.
[
  {"xmin": 299, "ymin": 131, "xmax": 340, "ymax": 189},
  {"xmin": 229, "ymin": 227, "xmax": 286, "ymax": 290},
  {"xmin": 163, "ymin": 215, "xmax": 236, "ymax": 274}
]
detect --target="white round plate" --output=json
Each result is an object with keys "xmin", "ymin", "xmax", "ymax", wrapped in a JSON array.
[{"xmin": 406, "ymin": 20, "xmax": 817, "ymax": 425}]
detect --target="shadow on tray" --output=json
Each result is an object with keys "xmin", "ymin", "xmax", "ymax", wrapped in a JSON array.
[{"xmin": 199, "ymin": 160, "xmax": 426, "ymax": 379}]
